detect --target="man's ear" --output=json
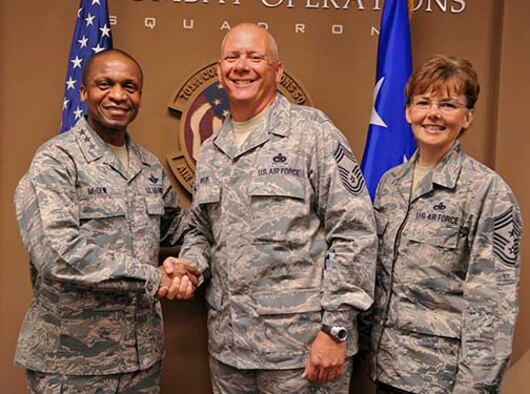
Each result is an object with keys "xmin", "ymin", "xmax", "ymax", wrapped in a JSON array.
[{"xmin": 80, "ymin": 85, "xmax": 87, "ymax": 103}]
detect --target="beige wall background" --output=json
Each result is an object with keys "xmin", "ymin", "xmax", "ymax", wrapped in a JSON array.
[{"xmin": 1, "ymin": 0, "xmax": 528, "ymax": 392}]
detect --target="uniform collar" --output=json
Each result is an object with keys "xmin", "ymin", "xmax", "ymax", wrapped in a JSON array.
[
  {"xmin": 213, "ymin": 92, "xmax": 291, "ymax": 159},
  {"xmin": 73, "ymin": 118, "xmax": 156, "ymax": 180},
  {"xmin": 430, "ymin": 141, "xmax": 464, "ymax": 189},
  {"xmin": 74, "ymin": 117, "xmax": 107, "ymax": 163},
  {"xmin": 391, "ymin": 141, "xmax": 465, "ymax": 202}
]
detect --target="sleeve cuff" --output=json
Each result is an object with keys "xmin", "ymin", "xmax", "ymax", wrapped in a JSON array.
[
  {"xmin": 178, "ymin": 250, "xmax": 209, "ymax": 286},
  {"xmin": 322, "ymin": 309, "xmax": 356, "ymax": 329},
  {"xmin": 144, "ymin": 266, "xmax": 162, "ymax": 297}
]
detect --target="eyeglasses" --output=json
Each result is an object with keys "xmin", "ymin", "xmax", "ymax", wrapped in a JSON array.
[
  {"xmin": 411, "ymin": 98, "xmax": 468, "ymax": 113},
  {"xmin": 221, "ymin": 53, "xmax": 273, "ymax": 64}
]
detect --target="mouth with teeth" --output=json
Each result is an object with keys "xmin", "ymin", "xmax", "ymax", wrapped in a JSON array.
[
  {"xmin": 422, "ymin": 124, "xmax": 446, "ymax": 134},
  {"xmin": 231, "ymin": 78, "xmax": 256, "ymax": 86},
  {"xmin": 104, "ymin": 105, "xmax": 130, "ymax": 117}
]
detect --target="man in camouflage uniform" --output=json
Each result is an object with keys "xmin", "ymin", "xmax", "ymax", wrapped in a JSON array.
[
  {"xmin": 369, "ymin": 55, "xmax": 523, "ymax": 393},
  {"xmin": 14, "ymin": 49, "xmax": 198, "ymax": 393},
  {"xmin": 178, "ymin": 23, "xmax": 377, "ymax": 393}
]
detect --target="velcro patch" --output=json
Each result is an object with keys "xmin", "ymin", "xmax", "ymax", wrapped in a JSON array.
[
  {"xmin": 334, "ymin": 143, "xmax": 365, "ymax": 195},
  {"xmin": 493, "ymin": 207, "xmax": 522, "ymax": 267}
]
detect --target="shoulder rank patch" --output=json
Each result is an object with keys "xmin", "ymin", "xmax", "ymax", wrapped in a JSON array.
[
  {"xmin": 334, "ymin": 143, "xmax": 365, "ymax": 195},
  {"xmin": 493, "ymin": 207, "xmax": 522, "ymax": 267}
]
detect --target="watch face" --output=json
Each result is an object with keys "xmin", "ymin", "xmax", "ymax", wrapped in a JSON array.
[
  {"xmin": 329, "ymin": 326, "xmax": 348, "ymax": 342},
  {"xmin": 322, "ymin": 325, "xmax": 348, "ymax": 342}
]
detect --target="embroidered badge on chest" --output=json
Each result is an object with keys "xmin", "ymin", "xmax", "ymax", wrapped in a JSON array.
[
  {"xmin": 493, "ymin": 206, "xmax": 522, "ymax": 267},
  {"xmin": 415, "ymin": 202, "xmax": 459, "ymax": 225},
  {"xmin": 148, "ymin": 174, "xmax": 159, "ymax": 184},
  {"xmin": 433, "ymin": 202, "xmax": 447, "ymax": 211},
  {"xmin": 334, "ymin": 143, "xmax": 365, "ymax": 195},
  {"xmin": 146, "ymin": 173, "xmax": 163, "ymax": 194},
  {"xmin": 273, "ymin": 153, "xmax": 287, "ymax": 164},
  {"xmin": 256, "ymin": 153, "xmax": 303, "ymax": 177}
]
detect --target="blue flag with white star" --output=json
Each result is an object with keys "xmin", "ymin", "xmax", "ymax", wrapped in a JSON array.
[
  {"xmin": 61, "ymin": 0, "xmax": 112, "ymax": 132},
  {"xmin": 361, "ymin": 0, "xmax": 416, "ymax": 200}
]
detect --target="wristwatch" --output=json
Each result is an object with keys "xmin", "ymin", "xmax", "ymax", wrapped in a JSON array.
[{"xmin": 321, "ymin": 325, "xmax": 348, "ymax": 343}]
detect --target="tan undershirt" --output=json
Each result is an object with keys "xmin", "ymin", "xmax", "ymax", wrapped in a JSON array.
[
  {"xmin": 108, "ymin": 143, "xmax": 129, "ymax": 170},
  {"xmin": 232, "ymin": 106, "xmax": 270, "ymax": 148},
  {"xmin": 412, "ymin": 162, "xmax": 435, "ymax": 191}
]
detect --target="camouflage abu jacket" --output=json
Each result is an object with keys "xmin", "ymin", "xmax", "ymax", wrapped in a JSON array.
[
  {"xmin": 180, "ymin": 94, "xmax": 377, "ymax": 369},
  {"xmin": 14, "ymin": 118, "xmax": 186, "ymax": 375},
  {"xmin": 371, "ymin": 142, "xmax": 522, "ymax": 393}
]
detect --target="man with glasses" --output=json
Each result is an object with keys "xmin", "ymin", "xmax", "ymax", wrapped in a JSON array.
[{"xmin": 173, "ymin": 23, "xmax": 377, "ymax": 393}]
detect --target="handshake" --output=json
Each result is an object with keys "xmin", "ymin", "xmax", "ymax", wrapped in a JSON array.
[{"xmin": 156, "ymin": 257, "xmax": 200, "ymax": 300}]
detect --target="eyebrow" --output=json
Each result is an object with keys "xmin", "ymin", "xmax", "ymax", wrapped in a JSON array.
[{"xmin": 415, "ymin": 95, "xmax": 459, "ymax": 101}]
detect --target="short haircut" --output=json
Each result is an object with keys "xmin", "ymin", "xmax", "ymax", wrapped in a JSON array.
[
  {"xmin": 405, "ymin": 54, "xmax": 480, "ymax": 109},
  {"xmin": 220, "ymin": 23, "xmax": 280, "ymax": 62},
  {"xmin": 81, "ymin": 49, "xmax": 144, "ymax": 87}
]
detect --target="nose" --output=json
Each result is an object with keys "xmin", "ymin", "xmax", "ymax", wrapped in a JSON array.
[
  {"xmin": 108, "ymin": 85, "xmax": 127, "ymax": 101},
  {"xmin": 233, "ymin": 55, "xmax": 250, "ymax": 71}
]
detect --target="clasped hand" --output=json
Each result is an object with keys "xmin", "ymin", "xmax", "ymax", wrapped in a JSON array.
[{"xmin": 156, "ymin": 257, "xmax": 199, "ymax": 300}]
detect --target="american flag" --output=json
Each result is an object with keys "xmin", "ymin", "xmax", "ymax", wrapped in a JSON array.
[{"xmin": 61, "ymin": 0, "xmax": 113, "ymax": 132}]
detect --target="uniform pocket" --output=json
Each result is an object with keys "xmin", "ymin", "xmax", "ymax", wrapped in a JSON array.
[
  {"xmin": 403, "ymin": 223, "xmax": 465, "ymax": 278},
  {"xmin": 396, "ymin": 303, "xmax": 462, "ymax": 339},
  {"xmin": 78, "ymin": 198, "xmax": 126, "ymax": 219},
  {"xmin": 399, "ymin": 223, "xmax": 467, "ymax": 305},
  {"xmin": 59, "ymin": 292, "xmax": 135, "ymax": 357},
  {"xmin": 254, "ymin": 288, "xmax": 321, "ymax": 315},
  {"xmin": 145, "ymin": 195, "xmax": 164, "ymax": 215},
  {"xmin": 407, "ymin": 224, "xmax": 460, "ymax": 249},
  {"xmin": 253, "ymin": 289, "xmax": 321, "ymax": 354},
  {"xmin": 78, "ymin": 191, "xmax": 127, "ymax": 243},
  {"xmin": 248, "ymin": 178, "xmax": 308, "ymax": 244},
  {"xmin": 248, "ymin": 175, "xmax": 306, "ymax": 200}
]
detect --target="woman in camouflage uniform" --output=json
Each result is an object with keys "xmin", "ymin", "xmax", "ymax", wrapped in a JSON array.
[{"xmin": 370, "ymin": 55, "xmax": 522, "ymax": 394}]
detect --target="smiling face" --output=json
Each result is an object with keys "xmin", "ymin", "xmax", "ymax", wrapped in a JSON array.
[
  {"xmin": 404, "ymin": 55, "xmax": 480, "ymax": 165},
  {"xmin": 406, "ymin": 87, "xmax": 474, "ymax": 159},
  {"xmin": 80, "ymin": 52, "xmax": 142, "ymax": 142},
  {"xmin": 217, "ymin": 24, "xmax": 283, "ymax": 121}
]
